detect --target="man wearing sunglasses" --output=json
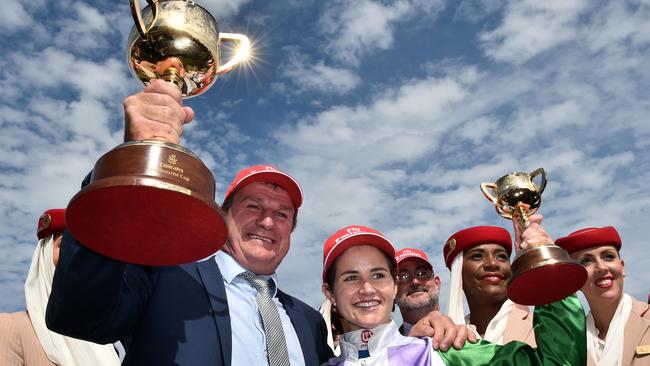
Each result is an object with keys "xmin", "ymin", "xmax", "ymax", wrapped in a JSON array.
[{"xmin": 395, "ymin": 248, "xmax": 442, "ymax": 336}]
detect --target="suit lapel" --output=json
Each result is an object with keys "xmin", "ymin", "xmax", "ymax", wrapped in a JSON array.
[
  {"xmin": 278, "ymin": 290, "xmax": 312, "ymax": 363},
  {"xmin": 196, "ymin": 259, "xmax": 232, "ymax": 366},
  {"xmin": 623, "ymin": 299, "xmax": 650, "ymax": 366}
]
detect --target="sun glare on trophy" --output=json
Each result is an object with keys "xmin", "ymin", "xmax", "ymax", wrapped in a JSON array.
[
  {"xmin": 236, "ymin": 38, "xmax": 251, "ymax": 62},
  {"xmin": 219, "ymin": 30, "xmax": 267, "ymax": 88},
  {"xmin": 233, "ymin": 37, "xmax": 258, "ymax": 78},
  {"xmin": 236, "ymin": 37, "xmax": 255, "ymax": 68}
]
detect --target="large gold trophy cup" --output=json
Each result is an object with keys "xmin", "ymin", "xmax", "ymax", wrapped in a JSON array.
[
  {"xmin": 65, "ymin": 0, "xmax": 250, "ymax": 265},
  {"xmin": 481, "ymin": 169, "xmax": 587, "ymax": 305}
]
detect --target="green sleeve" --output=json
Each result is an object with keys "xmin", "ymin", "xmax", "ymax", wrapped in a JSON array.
[{"xmin": 437, "ymin": 295, "xmax": 587, "ymax": 366}]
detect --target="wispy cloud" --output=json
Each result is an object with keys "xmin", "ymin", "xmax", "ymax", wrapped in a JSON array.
[
  {"xmin": 279, "ymin": 47, "xmax": 361, "ymax": 95},
  {"xmin": 480, "ymin": 0, "xmax": 589, "ymax": 64},
  {"xmin": 0, "ymin": 0, "xmax": 31, "ymax": 31},
  {"xmin": 453, "ymin": 0, "xmax": 503, "ymax": 23},
  {"xmin": 202, "ymin": 0, "xmax": 253, "ymax": 19},
  {"xmin": 319, "ymin": 0, "xmax": 444, "ymax": 66}
]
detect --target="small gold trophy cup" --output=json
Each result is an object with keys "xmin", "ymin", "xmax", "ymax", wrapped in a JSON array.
[
  {"xmin": 481, "ymin": 169, "xmax": 587, "ymax": 305},
  {"xmin": 65, "ymin": 0, "xmax": 250, "ymax": 265}
]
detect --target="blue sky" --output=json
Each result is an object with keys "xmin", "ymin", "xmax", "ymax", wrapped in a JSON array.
[{"xmin": 1, "ymin": 0, "xmax": 648, "ymax": 313}]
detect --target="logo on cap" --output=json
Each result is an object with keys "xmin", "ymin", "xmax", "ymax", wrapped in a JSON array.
[
  {"xmin": 446, "ymin": 238, "xmax": 456, "ymax": 251},
  {"xmin": 335, "ymin": 227, "xmax": 362, "ymax": 244},
  {"xmin": 361, "ymin": 329, "xmax": 373, "ymax": 343},
  {"xmin": 37, "ymin": 214, "xmax": 52, "ymax": 234},
  {"xmin": 396, "ymin": 249, "xmax": 422, "ymax": 262}
]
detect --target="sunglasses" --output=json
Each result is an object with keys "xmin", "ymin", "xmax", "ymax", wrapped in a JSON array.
[{"xmin": 397, "ymin": 268, "xmax": 434, "ymax": 283}]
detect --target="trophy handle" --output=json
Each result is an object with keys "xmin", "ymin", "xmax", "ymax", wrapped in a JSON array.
[
  {"xmin": 480, "ymin": 182, "xmax": 499, "ymax": 205},
  {"xmin": 130, "ymin": 0, "xmax": 159, "ymax": 38},
  {"xmin": 216, "ymin": 33, "xmax": 251, "ymax": 75},
  {"xmin": 529, "ymin": 168, "xmax": 547, "ymax": 194}
]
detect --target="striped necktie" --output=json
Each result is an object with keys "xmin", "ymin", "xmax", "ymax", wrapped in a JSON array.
[{"xmin": 239, "ymin": 272, "xmax": 291, "ymax": 366}]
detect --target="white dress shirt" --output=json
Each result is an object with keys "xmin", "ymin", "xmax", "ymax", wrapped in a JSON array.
[
  {"xmin": 215, "ymin": 251, "xmax": 305, "ymax": 366},
  {"xmin": 465, "ymin": 299, "xmax": 515, "ymax": 344}
]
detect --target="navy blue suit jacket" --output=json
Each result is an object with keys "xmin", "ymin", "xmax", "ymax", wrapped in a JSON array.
[{"xmin": 46, "ymin": 231, "xmax": 333, "ymax": 365}]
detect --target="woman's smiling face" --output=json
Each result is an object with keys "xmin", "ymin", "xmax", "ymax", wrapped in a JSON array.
[
  {"xmin": 324, "ymin": 245, "xmax": 397, "ymax": 332},
  {"xmin": 571, "ymin": 245, "xmax": 624, "ymax": 304},
  {"xmin": 461, "ymin": 243, "xmax": 512, "ymax": 304}
]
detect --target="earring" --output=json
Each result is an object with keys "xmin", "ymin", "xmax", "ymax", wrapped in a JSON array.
[{"xmin": 330, "ymin": 298, "xmax": 337, "ymax": 307}]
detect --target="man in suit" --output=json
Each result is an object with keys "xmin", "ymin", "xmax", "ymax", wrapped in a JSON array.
[
  {"xmin": 46, "ymin": 163, "xmax": 332, "ymax": 365},
  {"xmin": 394, "ymin": 248, "xmax": 441, "ymax": 336},
  {"xmin": 46, "ymin": 80, "xmax": 466, "ymax": 365}
]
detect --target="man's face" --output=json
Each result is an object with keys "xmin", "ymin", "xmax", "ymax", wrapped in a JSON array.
[
  {"xmin": 222, "ymin": 182, "xmax": 295, "ymax": 275},
  {"xmin": 395, "ymin": 258, "xmax": 440, "ymax": 313}
]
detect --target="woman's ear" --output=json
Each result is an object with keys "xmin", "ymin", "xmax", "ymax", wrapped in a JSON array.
[{"xmin": 322, "ymin": 283, "xmax": 335, "ymax": 306}]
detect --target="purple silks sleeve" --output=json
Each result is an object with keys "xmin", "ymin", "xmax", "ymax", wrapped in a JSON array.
[{"xmin": 387, "ymin": 342, "xmax": 433, "ymax": 366}]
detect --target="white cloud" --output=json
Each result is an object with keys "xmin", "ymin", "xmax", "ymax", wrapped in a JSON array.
[
  {"xmin": 275, "ymin": 75, "xmax": 467, "ymax": 171},
  {"xmin": 454, "ymin": 0, "xmax": 503, "ymax": 22},
  {"xmin": 52, "ymin": 3, "xmax": 121, "ymax": 53},
  {"xmin": 320, "ymin": 0, "xmax": 444, "ymax": 66},
  {"xmin": 583, "ymin": 1, "xmax": 650, "ymax": 53},
  {"xmin": 480, "ymin": 0, "xmax": 589, "ymax": 64},
  {"xmin": 457, "ymin": 116, "xmax": 498, "ymax": 143},
  {"xmin": 280, "ymin": 48, "xmax": 361, "ymax": 95},
  {"xmin": 0, "ymin": 0, "xmax": 33, "ymax": 30},
  {"xmin": 201, "ymin": 0, "xmax": 252, "ymax": 19}
]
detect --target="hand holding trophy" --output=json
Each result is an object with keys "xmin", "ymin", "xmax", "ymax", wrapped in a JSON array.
[
  {"xmin": 481, "ymin": 168, "xmax": 587, "ymax": 305},
  {"xmin": 65, "ymin": 0, "xmax": 250, "ymax": 265}
]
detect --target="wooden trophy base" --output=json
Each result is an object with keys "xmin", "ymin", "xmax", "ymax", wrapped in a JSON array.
[
  {"xmin": 508, "ymin": 244, "xmax": 587, "ymax": 306},
  {"xmin": 66, "ymin": 141, "xmax": 228, "ymax": 265}
]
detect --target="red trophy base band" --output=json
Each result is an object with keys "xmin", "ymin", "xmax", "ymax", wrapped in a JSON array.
[
  {"xmin": 508, "ymin": 245, "xmax": 587, "ymax": 306},
  {"xmin": 66, "ymin": 141, "xmax": 228, "ymax": 266}
]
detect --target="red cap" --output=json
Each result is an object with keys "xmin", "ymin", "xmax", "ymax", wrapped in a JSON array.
[
  {"xmin": 323, "ymin": 225, "xmax": 395, "ymax": 281},
  {"xmin": 555, "ymin": 226, "xmax": 621, "ymax": 254},
  {"xmin": 443, "ymin": 226, "xmax": 512, "ymax": 269},
  {"xmin": 37, "ymin": 209, "xmax": 66, "ymax": 240},
  {"xmin": 224, "ymin": 165, "xmax": 303, "ymax": 210},
  {"xmin": 395, "ymin": 248, "xmax": 432, "ymax": 269}
]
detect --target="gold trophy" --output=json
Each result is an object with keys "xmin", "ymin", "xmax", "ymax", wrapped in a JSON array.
[
  {"xmin": 481, "ymin": 168, "xmax": 587, "ymax": 305},
  {"xmin": 65, "ymin": 0, "xmax": 250, "ymax": 265}
]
